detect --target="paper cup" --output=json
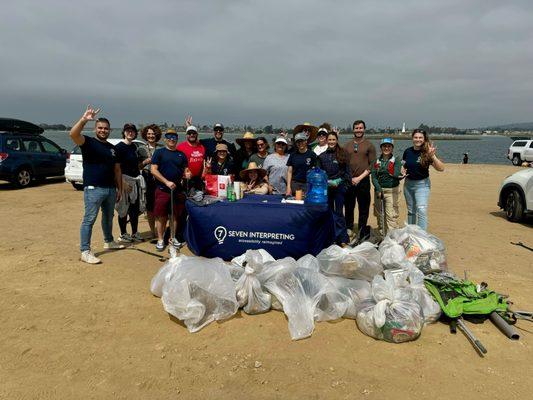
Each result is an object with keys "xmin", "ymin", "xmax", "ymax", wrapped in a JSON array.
[{"xmin": 234, "ymin": 182, "xmax": 241, "ymax": 200}]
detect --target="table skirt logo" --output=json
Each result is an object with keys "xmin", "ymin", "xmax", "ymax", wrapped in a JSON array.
[{"xmin": 214, "ymin": 226, "xmax": 228, "ymax": 244}]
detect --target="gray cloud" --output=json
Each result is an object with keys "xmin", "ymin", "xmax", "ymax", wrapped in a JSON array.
[{"xmin": 1, "ymin": 0, "xmax": 532, "ymax": 128}]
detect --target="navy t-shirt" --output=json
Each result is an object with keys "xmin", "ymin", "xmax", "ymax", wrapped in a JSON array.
[
  {"xmin": 80, "ymin": 135, "xmax": 117, "ymax": 188},
  {"xmin": 402, "ymin": 147, "xmax": 430, "ymax": 181},
  {"xmin": 115, "ymin": 141, "xmax": 140, "ymax": 177},
  {"xmin": 200, "ymin": 138, "xmax": 237, "ymax": 159},
  {"xmin": 211, "ymin": 159, "xmax": 234, "ymax": 176},
  {"xmin": 287, "ymin": 149, "xmax": 317, "ymax": 182},
  {"xmin": 151, "ymin": 147, "xmax": 188, "ymax": 191}
]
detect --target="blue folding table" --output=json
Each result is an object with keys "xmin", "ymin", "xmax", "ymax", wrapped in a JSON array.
[{"xmin": 185, "ymin": 195, "xmax": 336, "ymax": 260}]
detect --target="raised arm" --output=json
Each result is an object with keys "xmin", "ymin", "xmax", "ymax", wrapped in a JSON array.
[
  {"xmin": 428, "ymin": 144, "xmax": 445, "ymax": 172},
  {"xmin": 69, "ymin": 106, "xmax": 100, "ymax": 146}
]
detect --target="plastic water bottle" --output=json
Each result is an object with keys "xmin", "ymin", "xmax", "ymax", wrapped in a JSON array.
[{"xmin": 305, "ymin": 167, "xmax": 328, "ymax": 204}]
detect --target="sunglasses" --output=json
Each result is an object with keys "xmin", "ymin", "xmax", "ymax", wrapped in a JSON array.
[
  {"xmin": 353, "ymin": 143, "xmax": 359, "ymax": 153},
  {"xmin": 413, "ymin": 129, "xmax": 426, "ymax": 134},
  {"xmin": 257, "ymin": 142, "xmax": 266, "ymax": 147},
  {"xmin": 214, "ymin": 128, "xmax": 224, "ymax": 132},
  {"xmin": 187, "ymin": 131, "xmax": 198, "ymax": 135},
  {"xmin": 165, "ymin": 136, "xmax": 178, "ymax": 141}
]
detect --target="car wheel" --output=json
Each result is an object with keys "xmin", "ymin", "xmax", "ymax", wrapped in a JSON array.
[
  {"xmin": 512, "ymin": 154, "xmax": 522, "ymax": 166},
  {"xmin": 71, "ymin": 182, "xmax": 84, "ymax": 191},
  {"xmin": 12, "ymin": 167, "xmax": 33, "ymax": 188},
  {"xmin": 505, "ymin": 189, "xmax": 524, "ymax": 222}
]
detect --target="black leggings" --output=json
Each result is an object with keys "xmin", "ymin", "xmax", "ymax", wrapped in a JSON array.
[{"xmin": 118, "ymin": 199, "xmax": 140, "ymax": 235}]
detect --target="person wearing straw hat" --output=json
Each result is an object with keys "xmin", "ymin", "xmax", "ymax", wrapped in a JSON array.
[
  {"xmin": 239, "ymin": 162, "xmax": 269, "ymax": 195},
  {"xmin": 263, "ymin": 136, "xmax": 289, "ymax": 194},
  {"xmin": 203, "ymin": 143, "xmax": 235, "ymax": 176},
  {"xmin": 286, "ymin": 132, "xmax": 318, "ymax": 196},
  {"xmin": 371, "ymin": 137, "xmax": 405, "ymax": 237},
  {"xmin": 293, "ymin": 122, "xmax": 318, "ymax": 146},
  {"xmin": 234, "ymin": 131, "xmax": 257, "ymax": 179}
]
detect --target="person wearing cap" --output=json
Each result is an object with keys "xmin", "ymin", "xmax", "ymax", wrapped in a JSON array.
[
  {"xmin": 371, "ymin": 138, "xmax": 405, "ymax": 236},
  {"xmin": 234, "ymin": 132, "xmax": 257, "ymax": 180},
  {"xmin": 286, "ymin": 132, "xmax": 318, "ymax": 196},
  {"xmin": 138, "ymin": 124, "xmax": 163, "ymax": 241},
  {"xmin": 151, "ymin": 130, "xmax": 191, "ymax": 252},
  {"xmin": 176, "ymin": 125, "xmax": 206, "ymax": 190},
  {"xmin": 203, "ymin": 143, "xmax": 235, "ymax": 176},
  {"xmin": 263, "ymin": 136, "xmax": 289, "ymax": 194},
  {"xmin": 292, "ymin": 123, "xmax": 318, "ymax": 147},
  {"xmin": 200, "ymin": 123, "xmax": 237, "ymax": 159},
  {"xmin": 248, "ymin": 136, "xmax": 270, "ymax": 168},
  {"xmin": 240, "ymin": 162, "xmax": 269, "ymax": 195},
  {"xmin": 114, "ymin": 123, "xmax": 144, "ymax": 243},
  {"xmin": 313, "ymin": 122, "xmax": 331, "ymax": 156},
  {"xmin": 69, "ymin": 106, "xmax": 124, "ymax": 264},
  {"xmin": 342, "ymin": 119, "xmax": 376, "ymax": 243}
]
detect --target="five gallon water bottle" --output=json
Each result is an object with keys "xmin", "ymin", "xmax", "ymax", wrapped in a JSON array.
[{"xmin": 305, "ymin": 167, "xmax": 328, "ymax": 204}]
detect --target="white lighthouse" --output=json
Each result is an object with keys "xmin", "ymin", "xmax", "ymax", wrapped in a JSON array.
[{"xmin": 402, "ymin": 123, "xmax": 406, "ymax": 134}]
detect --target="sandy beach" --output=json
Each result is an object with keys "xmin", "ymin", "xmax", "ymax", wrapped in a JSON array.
[{"xmin": 1, "ymin": 164, "xmax": 532, "ymax": 399}]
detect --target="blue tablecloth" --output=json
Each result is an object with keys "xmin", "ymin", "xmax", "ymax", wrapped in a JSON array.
[{"xmin": 185, "ymin": 195, "xmax": 336, "ymax": 260}]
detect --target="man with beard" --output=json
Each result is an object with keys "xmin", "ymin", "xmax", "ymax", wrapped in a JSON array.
[
  {"xmin": 177, "ymin": 125, "xmax": 206, "ymax": 190},
  {"xmin": 343, "ymin": 120, "xmax": 376, "ymax": 243},
  {"xmin": 69, "ymin": 106, "xmax": 124, "ymax": 264},
  {"xmin": 200, "ymin": 123, "xmax": 236, "ymax": 159}
]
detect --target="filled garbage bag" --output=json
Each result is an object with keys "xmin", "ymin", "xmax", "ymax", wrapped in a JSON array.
[
  {"xmin": 296, "ymin": 254, "xmax": 321, "ymax": 272},
  {"xmin": 295, "ymin": 267, "xmax": 349, "ymax": 322},
  {"xmin": 355, "ymin": 273, "xmax": 423, "ymax": 343},
  {"xmin": 317, "ymin": 242, "xmax": 383, "ymax": 281},
  {"xmin": 263, "ymin": 266, "xmax": 315, "ymax": 340},
  {"xmin": 402, "ymin": 267, "xmax": 441, "ymax": 324},
  {"xmin": 378, "ymin": 236, "xmax": 407, "ymax": 269},
  {"xmin": 235, "ymin": 250, "xmax": 271, "ymax": 314},
  {"xmin": 258, "ymin": 257, "xmax": 297, "ymax": 312},
  {"xmin": 386, "ymin": 225, "xmax": 447, "ymax": 274},
  {"xmin": 150, "ymin": 254, "xmax": 191, "ymax": 297},
  {"xmin": 161, "ymin": 257, "xmax": 238, "ymax": 333},
  {"xmin": 327, "ymin": 276, "xmax": 372, "ymax": 319}
]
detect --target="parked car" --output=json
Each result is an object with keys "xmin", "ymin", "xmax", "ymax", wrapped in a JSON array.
[
  {"xmin": 65, "ymin": 138, "xmax": 146, "ymax": 190},
  {"xmin": 507, "ymin": 139, "xmax": 533, "ymax": 166},
  {"xmin": 0, "ymin": 118, "xmax": 68, "ymax": 188},
  {"xmin": 498, "ymin": 167, "xmax": 533, "ymax": 222}
]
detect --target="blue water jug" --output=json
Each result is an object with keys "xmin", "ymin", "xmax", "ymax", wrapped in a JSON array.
[{"xmin": 305, "ymin": 167, "xmax": 328, "ymax": 204}]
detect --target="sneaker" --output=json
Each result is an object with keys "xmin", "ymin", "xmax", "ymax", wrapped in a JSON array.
[
  {"xmin": 170, "ymin": 238, "xmax": 185, "ymax": 248},
  {"xmin": 131, "ymin": 232, "xmax": 144, "ymax": 242},
  {"xmin": 155, "ymin": 240, "xmax": 165, "ymax": 252},
  {"xmin": 118, "ymin": 233, "xmax": 133, "ymax": 243},
  {"xmin": 80, "ymin": 250, "xmax": 101, "ymax": 264},
  {"xmin": 104, "ymin": 241, "xmax": 125, "ymax": 250}
]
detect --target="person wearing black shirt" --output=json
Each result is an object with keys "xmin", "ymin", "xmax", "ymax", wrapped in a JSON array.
[
  {"xmin": 200, "ymin": 123, "xmax": 237, "ymax": 159},
  {"xmin": 203, "ymin": 143, "xmax": 235, "ymax": 176},
  {"xmin": 114, "ymin": 123, "xmax": 142, "ymax": 243},
  {"xmin": 69, "ymin": 106, "xmax": 124, "ymax": 264},
  {"xmin": 286, "ymin": 132, "xmax": 318, "ymax": 195}
]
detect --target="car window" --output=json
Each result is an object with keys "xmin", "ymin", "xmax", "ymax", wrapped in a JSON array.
[
  {"xmin": 41, "ymin": 140, "xmax": 61, "ymax": 153},
  {"xmin": 22, "ymin": 138, "xmax": 44, "ymax": 152},
  {"xmin": 530, "ymin": 142, "xmax": 533, "ymax": 148},
  {"xmin": 5, "ymin": 138, "xmax": 22, "ymax": 151},
  {"xmin": 512, "ymin": 141, "xmax": 527, "ymax": 147}
]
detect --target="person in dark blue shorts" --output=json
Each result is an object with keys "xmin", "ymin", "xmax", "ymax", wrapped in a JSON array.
[{"xmin": 69, "ymin": 106, "xmax": 124, "ymax": 264}]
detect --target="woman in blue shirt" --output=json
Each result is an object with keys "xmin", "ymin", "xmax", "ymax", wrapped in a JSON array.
[{"xmin": 402, "ymin": 129, "xmax": 445, "ymax": 230}]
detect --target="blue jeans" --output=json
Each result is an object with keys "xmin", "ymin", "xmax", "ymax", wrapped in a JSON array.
[
  {"xmin": 80, "ymin": 186, "xmax": 116, "ymax": 251},
  {"xmin": 403, "ymin": 178, "xmax": 431, "ymax": 230}
]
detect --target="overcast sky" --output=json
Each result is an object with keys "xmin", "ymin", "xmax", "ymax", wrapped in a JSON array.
[{"xmin": 1, "ymin": 0, "xmax": 532, "ymax": 128}]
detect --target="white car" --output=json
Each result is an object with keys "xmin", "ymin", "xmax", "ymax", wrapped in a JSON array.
[
  {"xmin": 507, "ymin": 139, "xmax": 533, "ymax": 166},
  {"xmin": 498, "ymin": 167, "xmax": 533, "ymax": 222},
  {"xmin": 65, "ymin": 138, "xmax": 146, "ymax": 190}
]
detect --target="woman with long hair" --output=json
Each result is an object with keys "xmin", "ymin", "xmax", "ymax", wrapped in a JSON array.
[
  {"xmin": 402, "ymin": 128, "xmax": 445, "ymax": 230},
  {"xmin": 138, "ymin": 124, "xmax": 163, "ymax": 240},
  {"xmin": 318, "ymin": 131, "xmax": 350, "ymax": 244}
]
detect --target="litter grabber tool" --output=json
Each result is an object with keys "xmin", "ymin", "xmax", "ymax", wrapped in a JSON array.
[
  {"xmin": 169, "ymin": 188, "xmax": 178, "ymax": 260},
  {"xmin": 380, "ymin": 193, "xmax": 388, "ymax": 237},
  {"xmin": 502, "ymin": 310, "xmax": 533, "ymax": 324},
  {"xmin": 127, "ymin": 246, "xmax": 167, "ymax": 262},
  {"xmin": 510, "ymin": 241, "xmax": 533, "ymax": 252},
  {"xmin": 456, "ymin": 317, "xmax": 487, "ymax": 357}
]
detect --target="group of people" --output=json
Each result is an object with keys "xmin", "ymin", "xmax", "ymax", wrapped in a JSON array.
[{"xmin": 70, "ymin": 106, "xmax": 444, "ymax": 265}]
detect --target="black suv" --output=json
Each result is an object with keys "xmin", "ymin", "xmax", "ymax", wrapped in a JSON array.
[{"xmin": 0, "ymin": 118, "xmax": 68, "ymax": 188}]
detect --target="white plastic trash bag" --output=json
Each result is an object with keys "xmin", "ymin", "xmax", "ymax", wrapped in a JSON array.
[
  {"xmin": 378, "ymin": 236, "xmax": 407, "ymax": 269},
  {"xmin": 161, "ymin": 257, "xmax": 238, "ymax": 333},
  {"xmin": 296, "ymin": 254, "xmax": 321, "ymax": 272},
  {"xmin": 355, "ymin": 273, "xmax": 424, "ymax": 343},
  {"xmin": 235, "ymin": 250, "xmax": 271, "ymax": 315},
  {"xmin": 386, "ymin": 225, "xmax": 447, "ymax": 274},
  {"xmin": 327, "ymin": 276, "xmax": 372, "ymax": 319},
  {"xmin": 295, "ymin": 267, "xmax": 348, "ymax": 322},
  {"xmin": 150, "ymin": 254, "xmax": 191, "ymax": 297},
  {"xmin": 317, "ymin": 242, "xmax": 383, "ymax": 281},
  {"xmin": 397, "ymin": 266, "xmax": 441, "ymax": 324}
]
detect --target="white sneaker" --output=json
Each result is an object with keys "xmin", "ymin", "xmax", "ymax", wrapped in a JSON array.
[
  {"xmin": 104, "ymin": 241, "xmax": 125, "ymax": 250},
  {"xmin": 131, "ymin": 232, "xmax": 144, "ymax": 242},
  {"xmin": 81, "ymin": 250, "xmax": 101, "ymax": 264},
  {"xmin": 170, "ymin": 238, "xmax": 185, "ymax": 248},
  {"xmin": 118, "ymin": 233, "xmax": 133, "ymax": 243}
]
